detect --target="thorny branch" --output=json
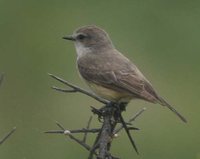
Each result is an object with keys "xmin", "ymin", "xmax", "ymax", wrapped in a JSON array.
[
  {"xmin": 47, "ymin": 73, "xmax": 146, "ymax": 158},
  {"xmin": 113, "ymin": 108, "xmax": 146, "ymax": 135},
  {"xmin": 46, "ymin": 120, "xmax": 98, "ymax": 157}
]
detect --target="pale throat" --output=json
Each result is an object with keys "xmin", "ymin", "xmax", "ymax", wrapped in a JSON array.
[{"xmin": 74, "ymin": 42, "xmax": 93, "ymax": 59}]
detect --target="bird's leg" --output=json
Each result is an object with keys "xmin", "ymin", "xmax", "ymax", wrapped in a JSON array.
[
  {"xmin": 118, "ymin": 102, "xmax": 128, "ymax": 111},
  {"xmin": 91, "ymin": 102, "xmax": 117, "ymax": 122}
]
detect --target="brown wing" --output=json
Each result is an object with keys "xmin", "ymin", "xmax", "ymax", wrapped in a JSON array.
[
  {"xmin": 77, "ymin": 50, "xmax": 187, "ymax": 123},
  {"xmin": 114, "ymin": 71, "xmax": 160, "ymax": 102},
  {"xmin": 77, "ymin": 51, "xmax": 160, "ymax": 103}
]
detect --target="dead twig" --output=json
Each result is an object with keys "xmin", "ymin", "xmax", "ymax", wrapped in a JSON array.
[
  {"xmin": 45, "ymin": 120, "xmax": 98, "ymax": 157},
  {"xmin": 113, "ymin": 107, "xmax": 146, "ymax": 135},
  {"xmin": 0, "ymin": 127, "xmax": 16, "ymax": 145},
  {"xmin": 47, "ymin": 73, "xmax": 146, "ymax": 158},
  {"xmin": 83, "ymin": 116, "xmax": 93, "ymax": 143},
  {"xmin": 48, "ymin": 73, "xmax": 108, "ymax": 104}
]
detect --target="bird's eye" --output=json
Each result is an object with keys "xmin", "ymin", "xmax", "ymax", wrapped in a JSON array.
[{"xmin": 77, "ymin": 34, "xmax": 86, "ymax": 40}]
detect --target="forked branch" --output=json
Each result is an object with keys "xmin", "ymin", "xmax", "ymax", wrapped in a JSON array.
[
  {"xmin": 48, "ymin": 73, "xmax": 108, "ymax": 104},
  {"xmin": 47, "ymin": 73, "xmax": 146, "ymax": 158}
]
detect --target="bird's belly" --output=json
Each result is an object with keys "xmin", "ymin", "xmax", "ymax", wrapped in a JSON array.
[{"xmin": 87, "ymin": 82, "xmax": 132, "ymax": 102}]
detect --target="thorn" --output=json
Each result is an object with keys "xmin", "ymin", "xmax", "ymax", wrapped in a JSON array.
[{"xmin": 55, "ymin": 122, "xmax": 65, "ymax": 130}]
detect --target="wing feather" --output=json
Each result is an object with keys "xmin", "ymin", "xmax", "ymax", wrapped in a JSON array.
[
  {"xmin": 77, "ymin": 50, "xmax": 186, "ymax": 122},
  {"xmin": 78, "ymin": 62, "xmax": 159, "ymax": 103}
]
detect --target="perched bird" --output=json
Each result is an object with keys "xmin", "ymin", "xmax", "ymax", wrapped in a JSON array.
[{"xmin": 63, "ymin": 25, "xmax": 186, "ymax": 123}]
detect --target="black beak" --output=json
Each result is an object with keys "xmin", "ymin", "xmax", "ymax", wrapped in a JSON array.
[{"xmin": 62, "ymin": 35, "xmax": 75, "ymax": 41}]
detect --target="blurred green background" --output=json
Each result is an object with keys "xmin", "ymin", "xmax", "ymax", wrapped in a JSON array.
[{"xmin": 0, "ymin": 0, "xmax": 200, "ymax": 158}]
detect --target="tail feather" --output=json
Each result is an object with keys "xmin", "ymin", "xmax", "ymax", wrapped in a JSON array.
[{"xmin": 157, "ymin": 97, "xmax": 187, "ymax": 123}]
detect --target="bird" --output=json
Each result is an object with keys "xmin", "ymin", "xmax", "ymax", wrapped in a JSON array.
[{"xmin": 63, "ymin": 25, "xmax": 187, "ymax": 123}]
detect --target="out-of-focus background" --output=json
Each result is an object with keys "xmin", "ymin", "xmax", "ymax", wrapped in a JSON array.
[{"xmin": 0, "ymin": 0, "xmax": 199, "ymax": 159}]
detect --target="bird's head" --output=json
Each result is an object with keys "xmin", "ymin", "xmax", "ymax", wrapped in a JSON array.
[{"xmin": 63, "ymin": 25, "xmax": 114, "ymax": 52}]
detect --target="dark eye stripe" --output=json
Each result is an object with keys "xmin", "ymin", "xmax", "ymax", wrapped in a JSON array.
[{"xmin": 77, "ymin": 34, "xmax": 86, "ymax": 40}]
